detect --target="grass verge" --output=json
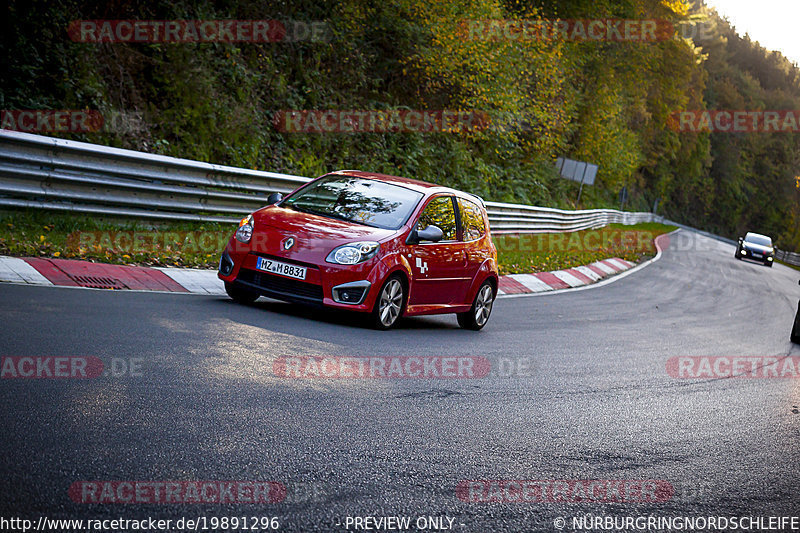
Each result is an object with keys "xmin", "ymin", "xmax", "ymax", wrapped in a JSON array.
[
  {"xmin": 0, "ymin": 211, "xmax": 234, "ymax": 268},
  {"xmin": 493, "ymin": 222, "xmax": 677, "ymax": 275},
  {"xmin": 777, "ymin": 260, "xmax": 800, "ymax": 272}
]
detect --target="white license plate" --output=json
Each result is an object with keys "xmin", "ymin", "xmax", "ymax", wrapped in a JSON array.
[{"xmin": 256, "ymin": 257, "xmax": 307, "ymax": 280}]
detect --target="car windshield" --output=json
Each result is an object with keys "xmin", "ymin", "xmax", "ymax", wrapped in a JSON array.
[
  {"xmin": 745, "ymin": 234, "xmax": 772, "ymax": 247},
  {"xmin": 282, "ymin": 175, "xmax": 424, "ymax": 230}
]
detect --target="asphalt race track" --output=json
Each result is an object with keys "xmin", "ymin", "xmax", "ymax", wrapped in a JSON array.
[{"xmin": 1, "ymin": 229, "xmax": 799, "ymax": 532}]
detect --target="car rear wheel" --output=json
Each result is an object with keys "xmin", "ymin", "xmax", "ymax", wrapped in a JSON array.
[
  {"xmin": 457, "ymin": 281, "xmax": 495, "ymax": 331},
  {"xmin": 225, "ymin": 281, "xmax": 259, "ymax": 304},
  {"xmin": 792, "ymin": 302, "xmax": 800, "ymax": 344},
  {"xmin": 371, "ymin": 276, "xmax": 405, "ymax": 330}
]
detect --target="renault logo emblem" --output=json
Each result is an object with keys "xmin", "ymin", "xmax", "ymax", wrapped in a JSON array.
[{"xmin": 283, "ymin": 237, "xmax": 295, "ymax": 250}]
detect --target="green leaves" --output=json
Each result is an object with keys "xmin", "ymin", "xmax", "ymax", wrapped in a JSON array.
[{"xmin": 2, "ymin": 0, "xmax": 797, "ymax": 249}]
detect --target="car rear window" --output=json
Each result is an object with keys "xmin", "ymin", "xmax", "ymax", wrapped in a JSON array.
[{"xmin": 282, "ymin": 176, "xmax": 424, "ymax": 230}]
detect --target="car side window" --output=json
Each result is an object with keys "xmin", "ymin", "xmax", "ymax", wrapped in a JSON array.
[
  {"xmin": 416, "ymin": 196, "xmax": 457, "ymax": 241},
  {"xmin": 458, "ymin": 198, "xmax": 486, "ymax": 241}
]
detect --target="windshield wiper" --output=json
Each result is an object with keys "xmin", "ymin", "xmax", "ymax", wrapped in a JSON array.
[
  {"xmin": 285, "ymin": 203, "xmax": 314, "ymax": 214},
  {"xmin": 286, "ymin": 203, "xmax": 380, "ymax": 228},
  {"xmin": 325, "ymin": 210, "xmax": 380, "ymax": 228}
]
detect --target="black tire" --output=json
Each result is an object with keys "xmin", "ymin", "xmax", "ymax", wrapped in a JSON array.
[
  {"xmin": 765, "ymin": 261, "xmax": 773, "ymax": 268},
  {"xmin": 457, "ymin": 281, "xmax": 495, "ymax": 331},
  {"xmin": 735, "ymin": 247, "xmax": 742, "ymax": 259},
  {"xmin": 792, "ymin": 302, "xmax": 800, "ymax": 344},
  {"xmin": 225, "ymin": 281, "xmax": 259, "ymax": 304},
  {"xmin": 371, "ymin": 275, "xmax": 406, "ymax": 330}
]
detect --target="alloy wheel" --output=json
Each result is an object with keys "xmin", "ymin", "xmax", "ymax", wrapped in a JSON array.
[
  {"xmin": 474, "ymin": 284, "xmax": 494, "ymax": 326},
  {"xmin": 378, "ymin": 278, "xmax": 403, "ymax": 327}
]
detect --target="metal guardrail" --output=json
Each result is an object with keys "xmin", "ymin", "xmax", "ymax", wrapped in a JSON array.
[
  {"xmin": 655, "ymin": 217, "xmax": 738, "ymax": 246},
  {"xmin": 0, "ymin": 129, "xmax": 654, "ymax": 232},
  {"xmin": 487, "ymin": 202, "xmax": 653, "ymax": 234},
  {"xmin": 0, "ymin": 130, "xmax": 308, "ymax": 223},
  {"xmin": 776, "ymin": 249, "xmax": 800, "ymax": 267}
]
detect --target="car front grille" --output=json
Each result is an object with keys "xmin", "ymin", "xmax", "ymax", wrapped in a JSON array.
[{"xmin": 236, "ymin": 268, "xmax": 324, "ymax": 304}]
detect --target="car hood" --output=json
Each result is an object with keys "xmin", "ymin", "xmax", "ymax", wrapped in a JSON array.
[
  {"xmin": 742, "ymin": 242, "xmax": 773, "ymax": 253},
  {"xmin": 249, "ymin": 205, "xmax": 399, "ymax": 262}
]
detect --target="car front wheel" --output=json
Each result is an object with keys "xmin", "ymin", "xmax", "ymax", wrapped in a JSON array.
[
  {"xmin": 457, "ymin": 281, "xmax": 495, "ymax": 331},
  {"xmin": 225, "ymin": 281, "xmax": 259, "ymax": 304},
  {"xmin": 792, "ymin": 302, "xmax": 800, "ymax": 344},
  {"xmin": 371, "ymin": 276, "xmax": 405, "ymax": 330}
]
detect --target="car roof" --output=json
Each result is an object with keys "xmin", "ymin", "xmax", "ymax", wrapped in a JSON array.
[
  {"xmin": 325, "ymin": 169, "xmax": 463, "ymax": 196},
  {"xmin": 745, "ymin": 232, "xmax": 771, "ymax": 240}
]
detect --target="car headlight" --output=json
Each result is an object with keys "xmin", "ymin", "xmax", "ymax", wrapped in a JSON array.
[
  {"xmin": 235, "ymin": 214, "xmax": 253, "ymax": 243},
  {"xmin": 326, "ymin": 242, "xmax": 380, "ymax": 265}
]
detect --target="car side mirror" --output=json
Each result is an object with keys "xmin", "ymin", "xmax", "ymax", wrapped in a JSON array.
[
  {"xmin": 738, "ymin": 237, "xmax": 743, "ymax": 244},
  {"xmin": 408, "ymin": 225, "xmax": 444, "ymax": 244},
  {"xmin": 267, "ymin": 192, "xmax": 283, "ymax": 204}
]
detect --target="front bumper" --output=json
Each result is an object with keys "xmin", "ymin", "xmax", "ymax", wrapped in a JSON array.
[
  {"xmin": 234, "ymin": 265, "xmax": 325, "ymax": 305},
  {"xmin": 218, "ymin": 243, "xmax": 390, "ymax": 312},
  {"xmin": 331, "ymin": 280, "xmax": 372, "ymax": 305},
  {"xmin": 741, "ymin": 248, "xmax": 775, "ymax": 261},
  {"xmin": 740, "ymin": 248, "xmax": 774, "ymax": 262}
]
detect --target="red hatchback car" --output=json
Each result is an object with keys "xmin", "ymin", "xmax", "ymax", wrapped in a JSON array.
[{"xmin": 218, "ymin": 170, "xmax": 499, "ymax": 330}]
